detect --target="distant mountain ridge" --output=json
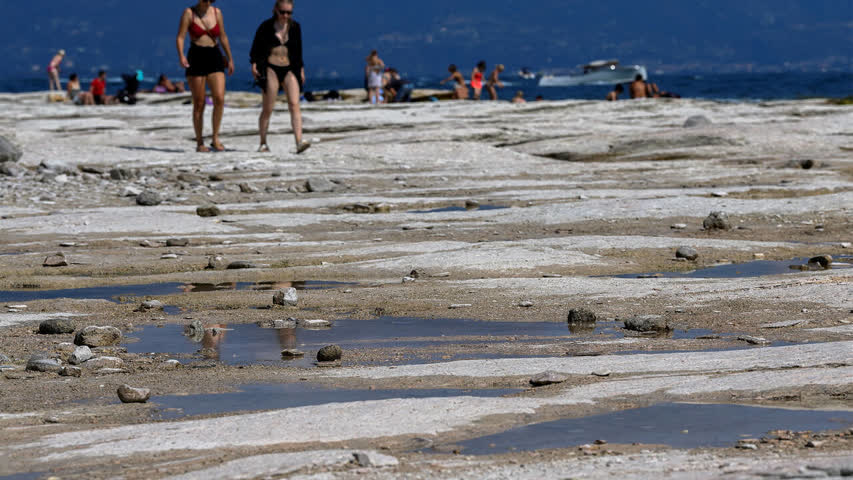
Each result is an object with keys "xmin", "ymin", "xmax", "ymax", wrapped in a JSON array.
[{"xmin": 2, "ymin": 0, "xmax": 850, "ymax": 79}]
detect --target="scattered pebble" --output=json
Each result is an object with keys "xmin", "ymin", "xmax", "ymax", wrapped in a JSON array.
[
  {"xmin": 281, "ymin": 349, "xmax": 305, "ymax": 359},
  {"xmin": 74, "ymin": 326, "xmax": 123, "ymax": 347},
  {"xmin": 160, "ymin": 253, "xmax": 178, "ymax": 260},
  {"xmin": 567, "ymin": 308, "xmax": 597, "ymax": 324},
  {"xmin": 675, "ymin": 246, "xmax": 699, "ymax": 261},
  {"xmin": 117, "ymin": 384, "xmax": 151, "ymax": 403},
  {"xmin": 591, "ymin": 370, "xmax": 611, "ymax": 377},
  {"xmin": 807, "ymin": 255, "xmax": 832, "ymax": 269},
  {"xmin": 449, "ymin": 304, "xmax": 472, "ymax": 309},
  {"xmin": 43, "ymin": 252, "xmax": 69, "ymax": 267},
  {"xmin": 273, "ymin": 288, "xmax": 298, "ymax": 307},
  {"xmin": 317, "ymin": 345, "xmax": 342, "ymax": 362},
  {"xmin": 542, "ymin": 273, "xmax": 562, "ymax": 278},
  {"xmin": 737, "ymin": 335, "xmax": 771, "ymax": 345},
  {"xmin": 703, "ymin": 211, "xmax": 732, "ymax": 231},
  {"xmin": 298, "ymin": 319, "xmax": 331, "ymax": 329},
  {"xmin": 227, "ymin": 261, "xmax": 257, "ymax": 270},
  {"xmin": 196, "ymin": 205, "xmax": 221, "ymax": 217},
  {"xmin": 670, "ymin": 223, "xmax": 688, "ymax": 230},
  {"xmin": 38, "ymin": 318, "xmax": 75, "ymax": 335},
  {"xmin": 518, "ymin": 301, "xmax": 534, "ymax": 308},
  {"xmin": 624, "ymin": 315, "xmax": 671, "ymax": 332},
  {"xmin": 135, "ymin": 191, "xmax": 162, "ymax": 206},
  {"xmin": 530, "ymin": 371, "xmax": 568, "ymax": 386}
]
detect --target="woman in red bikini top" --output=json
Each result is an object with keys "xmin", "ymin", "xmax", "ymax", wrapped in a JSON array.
[{"xmin": 176, "ymin": 0, "xmax": 235, "ymax": 152}]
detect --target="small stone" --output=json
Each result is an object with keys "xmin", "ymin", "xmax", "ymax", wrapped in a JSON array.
[
  {"xmin": 841, "ymin": 242, "xmax": 851, "ymax": 249},
  {"xmin": 83, "ymin": 356, "xmax": 124, "ymax": 369},
  {"xmin": 117, "ymin": 384, "xmax": 151, "ymax": 403},
  {"xmin": 109, "ymin": 168, "xmax": 133, "ymax": 180},
  {"xmin": 281, "ymin": 349, "xmax": 305, "ymax": 358},
  {"xmin": 96, "ymin": 368, "xmax": 128, "ymax": 375},
  {"xmin": 273, "ymin": 288, "xmax": 299, "ymax": 306},
  {"xmin": 402, "ymin": 276, "xmax": 416, "ymax": 283},
  {"xmin": 737, "ymin": 335, "xmax": 771, "ymax": 345},
  {"xmin": 373, "ymin": 203, "xmax": 392, "ymax": 213},
  {"xmin": 518, "ymin": 301, "xmax": 534, "ymax": 308},
  {"xmin": 120, "ymin": 186, "xmax": 142, "ymax": 197},
  {"xmin": 43, "ymin": 252, "xmax": 69, "ymax": 267},
  {"xmin": 623, "ymin": 315, "xmax": 671, "ymax": 332},
  {"xmin": 0, "ymin": 353, "xmax": 10, "ymax": 363},
  {"xmin": 593, "ymin": 439, "xmax": 607, "ymax": 445},
  {"xmin": 59, "ymin": 366, "xmax": 82, "ymax": 377},
  {"xmin": 670, "ymin": 223, "xmax": 688, "ymax": 230},
  {"xmin": 703, "ymin": 211, "xmax": 732, "ymax": 231},
  {"xmin": 753, "ymin": 253, "xmax": 766, "ymax": 259},
  {"xmin": 298, "ymin": 319, "xmax": 331, "ymax": 329},
  {"xmin": 592, "ymin": 370, "xmax": 611, "ymax": 377},
  {"xmin": 449, "ymin": 304, "xmax": 472, "ymax": 309},
  {"xmin": 38, "ymin": 318, "xmax": 75, "ymax": 334},
  {"xmin": 684, "ymin": 115, "xmax": 712, "ymax": 128},
  {"xmin": 140, "ymin": 300, "xmax": 164, "ymax": 311},
  {"xmin": 798, "ymin": 159, "xmax": 815, "ymax": 170},
  {"xmin": 350, "ymin": 203, "xmax": 372, "ymax": 213},
  {"xmin": 166, "ymin": 238, "xmax": 189, "ymax": 247},
  {"xmin": 0, "ymin": 162, "xmax": 25, "ymax": 177},
  {"xmin": 135, "ymin": 191, "xmax": 162, "ymax": 206},
  {"xmin": 227, "ymin": 261, "xmax": 257, "ymax": 270},
  {"xmin": 711, "ymin": 191, "xmax": 728, "ymax": 198},
  {"xmin": 736, "ymin": 443, "xmax": 758, "ymax": 450},
  {"xmin": 675, "ymin": 246, "xmax": 699, "ymax": 261},
  {"xmin": 542, "ymin": 273, "xmax": 562, "ymax": 278},
  {"xmin": 0, "ymin": 136, "xmax": 23, "ymax": 163},
  {"xmin": 74, "ymin": 326, "xmax": 122, "ymax": 347},
  {"xmin": 162, "ymin": 359, "xmax": 181, "ymax": 370},
  {"xmin": 317, "ymin": 345, "xmax": 343, "ymax": 362},
  {"xmin": 196, "ymin": 205, "xmax": 221, "ymax": 217},
  {"xmin": 305, "ymin": 177, "xmax": 336, "ymax": 193},
  {"xmin": 26, "ymin": 353, "xmax": 63, "ymax": 373},
  {"xmin": 408, "ymin": 269, "xmax": 421, "ymax": 279},
  {"xmin": 808, "ymin": 255, "xmax": 832, "ymax": 269},
  {"xmin": 206, "ymin": 255, "xmax": 227, "ymax": 270},
  {"xmin": 567, "ymin": 308, "xmax": 597, "ymax": 324},
  {"xmin": 269, "ymin": 318, "xmax": 297, "ymax": 329},
  {"xmin": 530, "ymin": 371, "xmax": 568, "ymax": 386},
  {"xmin": 238, "ymin": 182, "xmax": 258, "ymax": 193},
  {"xmin": 806, "ymin": 440, "xmax": 825, "ymax": 448},
  {"xmin": 160, "ymin": 253, "xmax": 178, "ymax": 260},
  {"xmin": 68, "ymin": 346, "xmax": 93, "ymax": 365}
]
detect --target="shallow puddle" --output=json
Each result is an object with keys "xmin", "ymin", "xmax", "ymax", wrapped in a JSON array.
[
  {"xmin": 409, "ymin": 205, "xmax": 509, "ymax": 214},
  {"xmin": 611, "ymin": 256, "xmax": 852, "ymax": 279},
  {"xmin": 0, "ymin": 280, "xmax": 355, "ymax": 304},
  {"xmin": 146, "ymin": 383, "xmax": 521, "ymax": 420},
  {"xmin": 125, "ymin": 317, "xmax": 589, "ymax": 367},
  {"xmin": 448, "ymin": 403, "xmax": 853, "ymax": 454}
]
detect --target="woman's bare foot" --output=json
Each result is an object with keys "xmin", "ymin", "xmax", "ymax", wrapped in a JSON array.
[
  {"xmin": 296, "ymin": 141, "xmax": 311, "ymax": 154},
  {"xmin": 196, "ymin": 144, "xmax": 211, "ymax": 153},
  {"xmin": 210, "ymin": 142, "xmax": 226, "ymax": 152},
  {"xmin": 258, "ymin": 144, "xmax": 270, "ymax": 153}
]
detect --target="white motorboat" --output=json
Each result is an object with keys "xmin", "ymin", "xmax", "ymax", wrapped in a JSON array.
[{"xmin": 538, "ymin": 60, "xmax": 647, "ymax": 87}]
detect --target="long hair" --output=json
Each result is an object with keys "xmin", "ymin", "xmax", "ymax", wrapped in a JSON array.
[{"xmin": 274, "ymin": 0, "xmax": 294, "ymax": 27}]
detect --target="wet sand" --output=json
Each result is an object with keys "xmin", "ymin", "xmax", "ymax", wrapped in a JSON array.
[{"xmin": 0, "ymin": 92, "xmax": 851, "ymax": 479}]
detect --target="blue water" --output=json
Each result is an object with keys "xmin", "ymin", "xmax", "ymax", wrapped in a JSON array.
[{"xmin": 2, "ymin": 72, "xmax": 851, "ymax": 102}]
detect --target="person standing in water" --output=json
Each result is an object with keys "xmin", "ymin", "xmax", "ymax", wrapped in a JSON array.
[
  {"xmin": 606, "ymin": 84, "xmax": 624, "ymax": 101},
  {"xmin": 486, "ymin": 64, "xmax": 505, "ymax": 100},
  {"xmin": 176, "ymin": 0, "xmax": 235, "ymax": 152},
  {"xmin": 250, "ymin": 0, "xmax": 310, "ymax": 154},
  {"xmin": 47, "ymin": 50, "xmax": 65, "ymax": 91},
  {"xmin": 470, "ymin": 61, "xmax": 486, "ymax": 100}
]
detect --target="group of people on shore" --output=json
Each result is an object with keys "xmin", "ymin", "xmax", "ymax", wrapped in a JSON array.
[
  {"xmin": 606, "ymin": 74, "xmax": 680, "ymax": 101},
  {"xmin": 439, "ymin": 62, "xmax": 505, "ymax": 101},
  {"xmin": 50, "ymin": 0, "xmax": 309, "ymax": 154},
  {"xmin": 363, "ymin": 51, "xmax": 414, "ymax": 104}
]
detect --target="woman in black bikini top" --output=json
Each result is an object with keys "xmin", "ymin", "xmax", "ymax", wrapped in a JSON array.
[{"xmin": 250, "ymin": 0, "xmax": 310, "ymax": 154}]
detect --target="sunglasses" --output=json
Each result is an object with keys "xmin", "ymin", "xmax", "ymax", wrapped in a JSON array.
[{"xmin": 277, "ymin": 9, "xmax": 293, "ymax": 15}]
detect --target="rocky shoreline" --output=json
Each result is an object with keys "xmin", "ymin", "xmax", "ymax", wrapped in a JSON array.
[{"xmin": 0, "ymin": 93, "xmax": 851, "ymax": 479}]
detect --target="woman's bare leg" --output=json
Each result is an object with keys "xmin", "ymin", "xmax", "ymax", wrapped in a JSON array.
[
  {"xmin": 283, "ymin": 71, "xmax": 304, "ymax": 148},
  {"xmin": 187, "ymin": 76, "xmax": 208, "ymax": 151},
  {"xmin": 258, "ymin": 68, "xmax": 279, "ymax": 148},
  {"xmin": 207, "ymin": 72, "xmax": 226, "ymax": 150},
  {"xmin": 488, "ymin": 85, "xmax": 497, "ymax": 100}
]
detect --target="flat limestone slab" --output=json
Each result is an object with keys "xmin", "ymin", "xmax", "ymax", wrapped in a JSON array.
[{"xmin": 321, "ymin": 341, "xmax": 853, "ymax": 379}]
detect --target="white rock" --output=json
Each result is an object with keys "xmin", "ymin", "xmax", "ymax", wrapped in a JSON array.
[
  {"xmin": 69, "ymin": 346, "xmax": 93, "ymax": 365},
  {"xmin": 297, "ymin": 319, "xmax": 331, "ymax": 329}
]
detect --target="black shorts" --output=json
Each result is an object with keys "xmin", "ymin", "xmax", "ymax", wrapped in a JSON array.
[
  {"xmin": 186, "ymin": 44, "xmax": 225, "ymax": 77},
  {"xmin": 256, "ymin": 63, "xmax": 303, "ymax": 93}
]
